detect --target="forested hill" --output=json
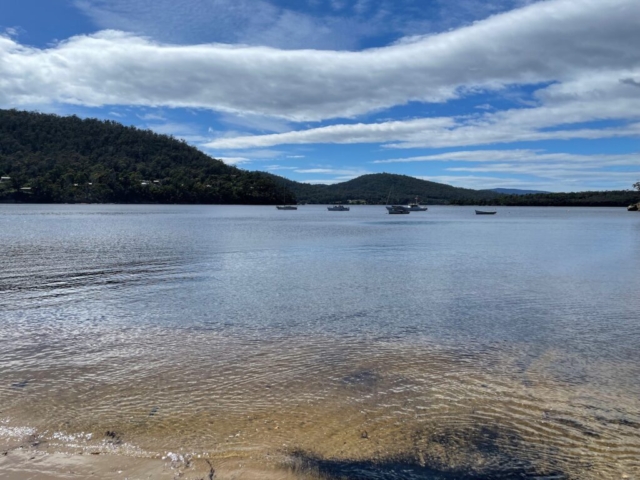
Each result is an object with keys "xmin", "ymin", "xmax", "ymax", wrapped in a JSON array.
[
  {"xmin": 266, "ymin": 173, "xmax": 503, "ymax": 205},
  {"xmin": 1, "ymin": 110, "xmax": 636, "ymax": 207},
  {"xmin": 266, "ymin": 173, "xmax": 640, "ymax": 207},
  {"xmin": 0, "ymin": 109, "xmax": 291, "ymax": 204}
]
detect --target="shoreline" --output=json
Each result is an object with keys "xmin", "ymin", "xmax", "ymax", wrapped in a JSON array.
[{"xmin": 0, "ymin": 443, "xmax": 309, "ymax": 480}]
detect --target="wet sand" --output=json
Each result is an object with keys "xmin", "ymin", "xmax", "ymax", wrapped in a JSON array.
[{"xmin": 2, "ymin": 340, "xmax": 639, "ymax": 479}]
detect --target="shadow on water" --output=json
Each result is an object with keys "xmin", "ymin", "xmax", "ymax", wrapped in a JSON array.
[{"xmin": 287, "ymin": 424, "xmax": 568, "ymax": 480}]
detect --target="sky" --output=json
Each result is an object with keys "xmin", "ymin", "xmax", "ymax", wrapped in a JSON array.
[{"xmin": 1, "ymin": 0, "xmax": 639, "ymax": 191}]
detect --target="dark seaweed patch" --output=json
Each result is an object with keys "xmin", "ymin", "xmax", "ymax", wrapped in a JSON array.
[
  {"xmin": 287, "ymin": 451, "xmax": 566, "ymax": 479},
  {"xmin": 287, "ymin": 423, "xmax": 568, "ymax": 479}
]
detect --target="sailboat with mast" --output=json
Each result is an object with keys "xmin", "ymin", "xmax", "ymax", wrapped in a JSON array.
[
  {"xmin": 385, "ymin": 188, "xmax": 410, "ymax": 214},
  {"xmin": 276, "ymin": 181, "xmax": 297, "ymax": 210}
]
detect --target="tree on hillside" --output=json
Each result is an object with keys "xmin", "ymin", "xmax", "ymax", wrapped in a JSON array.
[
  {"xmin": 0, "ymin": 109, "xmax": 291, "ymax": 204},
  {"xmin": 634, "ymin": 181, "xmax": 640, "ymax": 191}
]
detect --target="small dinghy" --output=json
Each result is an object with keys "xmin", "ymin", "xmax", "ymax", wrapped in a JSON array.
[{"xmin": 475, "ymin": 210, "xmax": 497, "ymax": 215}]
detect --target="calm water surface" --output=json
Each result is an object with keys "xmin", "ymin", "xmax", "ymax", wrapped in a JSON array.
[{"xmin": 1, "ymin": 205, "xmax": 639, "ymax": 478}]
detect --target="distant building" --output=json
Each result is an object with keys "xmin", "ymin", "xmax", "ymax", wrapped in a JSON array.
[{"xmin": 0, "ymin": 176, "xmax": 10, "ymax": 182}]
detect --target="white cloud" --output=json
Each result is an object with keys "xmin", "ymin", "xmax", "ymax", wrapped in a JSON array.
[
  {"xmin": 4, "ymin": 27, "xmax": 21, "ymax": 38},
  {"xmin": 218, "ymin": 149, "xmax": 286, "ymax": 159},
  {"xmin": 298, "ymin": 178, "xmax": 358, "ymax": 185},
  {"xmin": 399, "ymin": 150, "xmax": 640, "ymax": 192},
  {"xmin": 263, "ymin": 165, "xmax": 296, "ymax": 170},
  {"xmin": 137, "ymin": 112, "xmax": 166, "ymax": 121},
  {"xmin": 208, "ymin": 72, "xmax": 640, "ymax": 149},
  {"xmin": 374, "ymin": 150, "xmax": 640, "ymax": 166},
  {"xmin": 217, "ymin": 112, "xmax": 292, "ymax": 133},
  {"xmin": 416, "ymin": 175, "xmax": 554, "ymax": 190},
  {"xmin": 447, "ymin": 164, "xmax": 640, "ymax": 179},
  {"xmin": 2, "ymin": 0, "xmax": 640, "ymax": 122},
  {"xmin": 294, "ymin": 168, "xmax": 370, "ymax": 176},
  {"xmin": 205, "ymin": 118, "xmax": 456, "ymax": 149},
  {"xmin": 218, "ymin": 156, "xmax": 252, "ymax": 165}
]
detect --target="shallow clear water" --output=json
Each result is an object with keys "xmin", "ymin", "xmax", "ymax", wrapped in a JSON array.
[{"xmin": 1, "ymin": 205, "xmax": 639, "ymax": 478}]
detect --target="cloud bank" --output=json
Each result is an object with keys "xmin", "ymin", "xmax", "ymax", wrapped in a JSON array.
[{"xmin": 1, "ymin": 0, "xmax": 639, "ymax": 124}]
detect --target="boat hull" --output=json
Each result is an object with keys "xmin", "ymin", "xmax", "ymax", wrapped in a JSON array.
[
  {"xmin": 327, "ymin": 206, "xmax": 350, "ymax": 211},
  {"xmin": 386, "ymin": 206, "xmax": 410, "ymax": 214},
  {"xmin": 475, "ymin": 210, "xmax": 496, "ymax": 215},
  {"xmin": 276, "ymin": 206, "xmax": 298, "ymax": 210}
]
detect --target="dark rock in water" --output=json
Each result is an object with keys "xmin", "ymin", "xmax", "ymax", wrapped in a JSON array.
[
  {"xmin": 104, "ymin": 430, "xmax": 123, "ymax": 445},
  {"xmin": 149, "ymin": 406, "xmax": 159, "ymax": 417},
  {"xmin": 11, "ymin": 380, "xmax": 28, "ymax": 389},
  {"xmin": 628, "ymin": 203, "xmax": 639, "ymax": 211}
]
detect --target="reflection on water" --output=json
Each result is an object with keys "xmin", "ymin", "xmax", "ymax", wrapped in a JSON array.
[{"xmin": 1, "ymin": 205, "xmax": 639, "ymax": 478}]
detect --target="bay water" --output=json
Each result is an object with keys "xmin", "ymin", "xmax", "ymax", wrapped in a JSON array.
[{"xmin": 1, "ymin": 205, "xmax": 639, "ymax": 478}]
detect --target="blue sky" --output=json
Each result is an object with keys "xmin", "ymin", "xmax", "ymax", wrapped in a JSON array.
[{"xmin": 1, "ymin": 0, "xmax": 639, "ymax": 191}]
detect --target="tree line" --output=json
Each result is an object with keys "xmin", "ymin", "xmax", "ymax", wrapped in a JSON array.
[
  {"xmin": 0, "ymin": 109, "xmax": 293, "ymax": 204},
  {"xmin": 267, "ymin": 172, "xmax": 640, "ymax": 207}
]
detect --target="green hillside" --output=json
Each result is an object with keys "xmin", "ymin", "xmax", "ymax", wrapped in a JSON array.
[
  {"xmin": 1, "ymin": 109, "xmax": 636, "ymax": 207},
  {"xmin": 265, "ymin": 173, "xmax": 500, "ymax": 205},
  {"xmin": 266, "ymin": 173, "xmax": 639, "ymax": 207},
  {"xmin": 0, "ymin": 109, "xmax": 292, "ymax": 204},
  {"xmin": 495, "ymin": 190, "xmax": 640, "ymax": 207}
]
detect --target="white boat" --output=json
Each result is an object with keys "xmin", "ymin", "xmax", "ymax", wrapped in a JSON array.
[
  {"xmin": 385, "ymin": 188, "xmax": 410, "ymax": 214},
  {"xmin": 386, "ymin": 205, "xmax": 410, "ymax": 214},
  {"xmin": 327, "ymin": 204, "xmax": 350, "ymax": 211},
  {"xmin": 405, "ymin": 197, "xmax": 428, "ymax": 211}
]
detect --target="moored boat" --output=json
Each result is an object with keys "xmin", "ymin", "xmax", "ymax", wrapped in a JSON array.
[
  {"xmin": 475, "ymin": 209, "xmax": 497, "ymax": 215},
  {"xmin": 405, "ymin": 197, "xmax": 428, "ymax": 211},
  {"xmin": 386, "ymin": 205, "xmax": 410, "ymax": 214},
  {"xmin": 328, "ymin": 204, "xmax": 350, "ymax": 211},
  {"xmin": 385, "ymin": 188, "xmax": 410, "ymax": 214},
  {"xmin": 277, "ymin": 205, "xmax": 298, "ymax": 210}
]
